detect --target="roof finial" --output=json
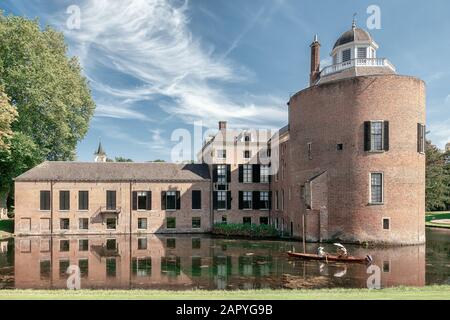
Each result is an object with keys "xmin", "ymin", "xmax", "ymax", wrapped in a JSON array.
[
  {"xmin": 352, "ymin": 13, "xmax": 357, "ymax": 29},
  {"xmin": 314, "ymin": 34, "xmax": 318, "ymax": 42}
]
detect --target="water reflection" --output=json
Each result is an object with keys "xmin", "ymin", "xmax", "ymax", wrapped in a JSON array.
[{"xmin": 0, "ymin": 230, "xmax": 447, "ymax": 290}]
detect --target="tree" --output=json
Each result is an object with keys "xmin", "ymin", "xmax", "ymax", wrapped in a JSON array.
[
  {"xmin": 425, "ymin": 140, "xmax": 450, "ymax": 211},
  {"xmin": 0, "ymin": 132, "xmax": 41, "ymax": 212},
  {"xmin": 0, "ymin": 13, "xmax": 95, "ymax": 160},
  {"xmin": 151, "ymin": 159, "xmax": 166, "ymax": 163},
  {"xmin": 114, "ymin": 157, "xmax": 134, "ymax": 163},
  {"xmin": 0, "ymin": 88, "xmax": 17, "ymax": 151}
]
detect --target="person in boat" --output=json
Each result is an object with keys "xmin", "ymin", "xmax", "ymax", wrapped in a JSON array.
[
  {"xmin": 317, "ymin": 247, "xmax": 327, "ymax": 258},
  {"xmin": 334, "ymin": 243, "xmax": 348, "ymax": 258}
]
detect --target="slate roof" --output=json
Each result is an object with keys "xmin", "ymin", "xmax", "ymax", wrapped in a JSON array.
[
  {"xmin": 15, "ymin": 162, "xmax": 211, "ymax": 182},
  {"xmin": 333, "ymin": 27, "xmax": 372, "ymax": 49}
]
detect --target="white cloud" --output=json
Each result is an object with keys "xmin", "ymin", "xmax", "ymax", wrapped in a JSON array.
[{"xmin": 60, "ymin": 0, "xmax": 287, "ymax": 129}]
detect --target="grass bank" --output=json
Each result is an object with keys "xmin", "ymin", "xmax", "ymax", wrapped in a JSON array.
[
  {"xmin": 0, "ymin": 286, "xmax": 448, "ymax": 300},
  {"xmin": 212, "ymin": 223, "xmax": 279, "ymax": 238},
  {"xmin": 426, "ymin": 212, "xmax": 450, "ymax": 229}
]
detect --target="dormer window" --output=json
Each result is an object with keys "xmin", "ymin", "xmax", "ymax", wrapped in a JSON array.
[
  {"xmin": 342, "ymin": 49, "xmax": 351, "ymax": 62},
  {"xmin": 357, "ymin": 47, "xmax": 368, "ymax": 59}
]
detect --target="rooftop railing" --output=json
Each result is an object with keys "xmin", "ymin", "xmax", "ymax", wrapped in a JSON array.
[{"xmin": 321, "ymin": 58, "xmax": 396, "ymax": 77}]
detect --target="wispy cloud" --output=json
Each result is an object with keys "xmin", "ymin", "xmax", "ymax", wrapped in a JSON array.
[{"xmin": 57, "ymin": 0, "xmax": 286, "ymax": 129}]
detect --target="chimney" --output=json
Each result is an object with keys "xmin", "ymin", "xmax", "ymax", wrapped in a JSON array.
[
  {"xmin": 309, "ymin": 34, "xmax": 321, "ymax": 86},
  {"xmin": 219, "ymin": 121, "xmax": 227, "ymax": 131}
]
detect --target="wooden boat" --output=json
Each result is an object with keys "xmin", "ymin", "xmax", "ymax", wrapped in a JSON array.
[{"xmin": 287, "ymin": 252, "xmax": 372, "ymax": 264}]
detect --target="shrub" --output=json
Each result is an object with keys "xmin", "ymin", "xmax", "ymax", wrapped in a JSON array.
[{"xmin": 212, "ymin": 223, "xmax": 279, "ymax": 238}]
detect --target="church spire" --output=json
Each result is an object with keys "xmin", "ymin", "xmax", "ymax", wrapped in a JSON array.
[{"xmin": 94, "ymin": 140, "xmax": 107, "ymax": 163}]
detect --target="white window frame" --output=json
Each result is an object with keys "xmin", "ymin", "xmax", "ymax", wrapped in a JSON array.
[
  {"xmin": 243, "ymin": 191, "xmax": 253, "ymax": 210},
  {"xmin": 357, "ymin": 46, "xmax": 368, "ymax": 59},
  {"xmin": 244, "ymin": 150, "xmax": 252, "ymax": 159},
  {"xmin": 137, "ymin": 191, "xmax": 149, "ymax": 211},
  {"xmin": 370, "ymin": 121, "xmax": 385, "ymax": 152},
  {"xmin": 217, "ymin": 191, "xmax": 227, "ymax": 211},
  {"xmin": 260, "ymin": 191, "xmax": 269, "ymax": 211},
  {"xmin": 138, "ymin": 217, "xmax": 148, "ymax": 230},
  {"xmin": 260, "ymin": 165, "xmax": 270, "ymax": 183},
  {"xmin": 243, "ymin": 164, "xmax": 252, "ymax": 183},
  {"xmin": 217, "ymin": 164, "xmax": 227, "ymax": 184},
  {"xmin": 382, "ymin": 217, "xmax": 391, "ymax": 231},
  {"xmin": 217, "ymin": 149, "xmax": 226, "ymax": 159},
  {"xmin": 370, "ymin": 172, "xmax": 384, "ymax": 205}
]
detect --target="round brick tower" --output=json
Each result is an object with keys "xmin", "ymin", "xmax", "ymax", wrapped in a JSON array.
[{"xmin": 287, "ymin": 25, "xmax": 426, "ymax": 245}]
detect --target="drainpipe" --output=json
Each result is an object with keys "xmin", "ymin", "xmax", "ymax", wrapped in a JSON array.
[
  {"xmin": 50, "ymin": 180, "xmax": 54, "ymax": 234},
  {"xmin": 129, "ymin": 181, "xmax": 132, "ymax": 235}
]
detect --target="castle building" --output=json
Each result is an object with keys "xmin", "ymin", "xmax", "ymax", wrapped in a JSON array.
[
  {"xmin": 14, "ymin": 21, "xmax": 426, "ymax": 245},
  {"xmin": 271, "ymin": 21, "xmax": 426, "ymax": 245}
]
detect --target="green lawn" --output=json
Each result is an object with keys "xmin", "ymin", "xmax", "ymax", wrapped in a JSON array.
[
  {"xmin": 0, "ymin": 220, "xmax": 14, "ymax": 234},
  {"xmin": 0, "ymin": 286, "xmax": 449, "ymax": 300},
  {"xmin": 426, "ymin": 212, "xmax": 450, "ymax": 229}
]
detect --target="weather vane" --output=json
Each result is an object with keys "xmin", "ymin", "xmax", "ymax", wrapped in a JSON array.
[{"xmin": 352, "ymin": 13, "xmax": 358, "ymax": 28}]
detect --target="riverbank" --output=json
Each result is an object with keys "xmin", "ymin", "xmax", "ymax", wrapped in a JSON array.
[
  {"xmin": 0, "ymin": 286, "xmax": 448, "ymax": 300},
  {"xmin": 0, "ymin": 220, "xmax": 13, "ymax": 239},
  {"xmin": 426, "ymin": 212, "xmax": 450, "ymax": 229}
]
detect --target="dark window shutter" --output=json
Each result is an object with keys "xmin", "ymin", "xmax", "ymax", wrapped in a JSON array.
[
  {"xmin": 227, "ymin": 191, "xmax": 232, "ymax": 210},
  {"xmin": 132, "ymin": 192, "xmax": 138, "ymax": 211},
  {"xmin": 146, "ymin": 191, "xmax": 152, "ymax": 210},
  {"xmin": 40, "ymin": 191, "xmax": 50, "ymax": 211},
  {"xmin": 384, "ymin": 121, "xmax": 390, "ymax": 151},
  {"xmin": 111, "ymin": 191, "xmax": 116, "ymax": 209},
  {"xmin": 212, "ymin": 165, "xmax": 218, "ymax": 183},
  {"xmin": 364, "ymin": 121, "xmax": 371, "ymax": 151},
  {"xmin": 269, "ymin": 191, "xmax": 272, "ymax": 210},
  {"xmin": 176, "ymin": 191, "xmax": 181, "ymax": 210},
  {"xmin": 213, "ymin": 191, "xmax": 218, "ymax": 210},
  {"xmin": 238, "ymin": 165, "xmax": 244, "ymax": 183},
  {"xmin": 161, "ymin": 191, "xmax": 166, "ymax": 210},
  {"xmin": 226, "ymin": 165, "xmax": 231, "ymax": 183},
  {"xmin": 192, "ymin": 191, "xmax": 201, "ymax": 210},
  {"xmin": 238, "ymin": 191, "xmax": 244, "ymax": 210},
  {"xmin": 253, "ymin": 165, "xmax": 261, "ymax": 183},
  {"xmin": 253, "ymin": 191, "xmax": 260, "ymax": 210},
  {"xmin": 417, "ymin": 123, "xmax": 421, "ymax": 153}
]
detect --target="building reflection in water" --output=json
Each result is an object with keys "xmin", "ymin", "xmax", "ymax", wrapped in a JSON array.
[{"xmin": 13, "ymin": 235, "xmax": 426, "ymax": 290}]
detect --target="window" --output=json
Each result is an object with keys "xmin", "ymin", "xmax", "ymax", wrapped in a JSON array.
[
  {"xmin": 217, "ymin": 191, "xmax": 227, "ymax": 210},
  {"xmin": 371, "ymin": 122, "xmax": 383, "ymax": 151},
  {"xmin": 244, "ymin": 150, "xmax": 251, "ymax": 159},
  {"xmin": 192, "ymin": 238, "xmax": 201, "ymax": 249},
  {"xmin": 217, "ymin": 149, "xmax": 226, "ymax": 159},
  {"xmin": 167, "ymin": 217, "xmax": 176, "ymax": 229},
  {"xmin": 260, "ymin": 192, "xmax": 270, "ymax": 210},
  {"xmin": 307, "ymin": 143, "xmax": 312, "ymax": 160},
  {"xmin": 79, "ymin": 218, "xmax": 89, "ymax": 230},
  {"xmin": 166, "ymin": 191, "xmax": 177, "ymax": 211},
  {"xmin": 106, "ymin": 218, "xmax": 117, "ymax": 230},
  {"xmin": 106, "ymin": 191, "xmax": 116, "ymax": 210},
  {"xmin": 337, "ymin": 144, "xmax": 344, "ymax": 151},
  {"xmin": 78, "ymin": 191, "xmax": 89, "ymax": 211},
  {"xmin": 243, "ymin": 192, "xmax": 252, "ymax": 210},
  {"xmin": 217, "ymin": 165, "xmax": 227, "ymax": 184},
  {"xmin": 365, "ymin": 121, "xmax": 389, "ymax": 152},
  {"xmin": 342, "ymin": 49, "xmax": 351, "ymax": 62},
  {"xmin": 260, "ymin": 217, "xmax": 269, "ymax": 225},
  {"xmin": 370, "ymin": 173, "xmax": 384, "ymax": 204},
  {"xmin": 138, "ymin": 238, "xmax": 147, "ymax": 250},
  {"xmin": 106, "ymin": 258, "xmax": 117, "ymax": 278},
  {"xmin": 106, "ymin": 239, "xmax": 117, "ymax": 250},
  {"xmin": 79, "ymin": 239, "xmax": 89, "ymax": 251},
  {"xmin": 243, "ymin": 164, "xmax": 252, "ymax": 183},
  {"xmin": 59, "ymin": 260, "xmax": 70, "ymax": 278},
  {"xmin": 192, "ymin": 191, "xmax": 201, "ymax": 210},
  {"xmin": 138, "ymin": 218, "xmax": 148, "ymax": 230},
  {"xmin": 260, "ymin": 165, "xmax": 270, "ymax": 183},
  {"xmin": 167, "ymin": 238, "xmax": 176, "ymax": 249},
  {"xmin": 418, "ymin": 124, "xmax": 426, "ymax": 153},
  {"xmin": 243, "ymin": 217, "xmax": 252, "ymax": 225},
  {"xmin": 244, "ymin": 134, "xmax": 251, "ymax": 142},
  {"xmin": 40, "ymin": 191, "xmax": 51, "ymax": 211},
  {"xmin": 60, "ymin": 240, "xmax": 70, "ymax": 252},
  {"xmin": 222, "ymin": 216, "xmax": 227, "ymax": 224},
  {"xmin": 192, "ymin": 217, "xmax": 201, "ymax": 229},
  {"xmin": 383, "ymin": 218, "xmax": 390, "ymax": 230},
  {"xmin": 59, "ymin": 191, "xmax": 70, "ymax": 211},
  {"xmin": 132, "ymin": 258, "xmax": 152, "ymax": 277},
  {"xmin": 79, "ymin": 259, "xmax": 89, "ymax": 278},
  {"xmin": 137, "ymin": 192, "xmax": 150, "ymax": 210},
  {"xmin": 40, "ymin": 260, "xmax": 51, "ymax": 280},
  {"xmin": 357, "ymin": 47, "xmax": 367, "ymax": 59},
  {"xmin": 383, "ymin": 261, "xmax": 390, "ymax": 273},
  {"xmin": 60, "ymin": 218, "xmax": 69, "ymax": 230}
]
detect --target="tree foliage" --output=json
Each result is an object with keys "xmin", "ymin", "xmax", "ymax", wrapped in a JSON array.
[
  {"xmin": 426, "ymin": 140, "xmax": 450, "ymax": 211},
  {"xmin": 114, "ymin": 157, "xmax": 134, "ymax": 163},
  {"xmin": 0, "ymin": 13, "xmax": 95, "ymax": 161},
  {"xmin": 0, "ymin": 88, "xmax": 17, "ymax": 151}
]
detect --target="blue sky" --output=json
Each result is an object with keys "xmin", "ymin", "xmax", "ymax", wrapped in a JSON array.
[{"xmin": 1, "ymin": 0, "xmax": 450, "ymax": 162}]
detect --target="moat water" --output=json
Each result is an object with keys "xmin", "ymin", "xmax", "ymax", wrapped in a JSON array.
[{"xmin": 0, "ymin": 228, "xmax": 448, "ymax": 290}]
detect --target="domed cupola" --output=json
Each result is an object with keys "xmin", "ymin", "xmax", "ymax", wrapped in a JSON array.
[{"xmin": 312, "ymin": 18, "xmax": 396, "ymax": 85}]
